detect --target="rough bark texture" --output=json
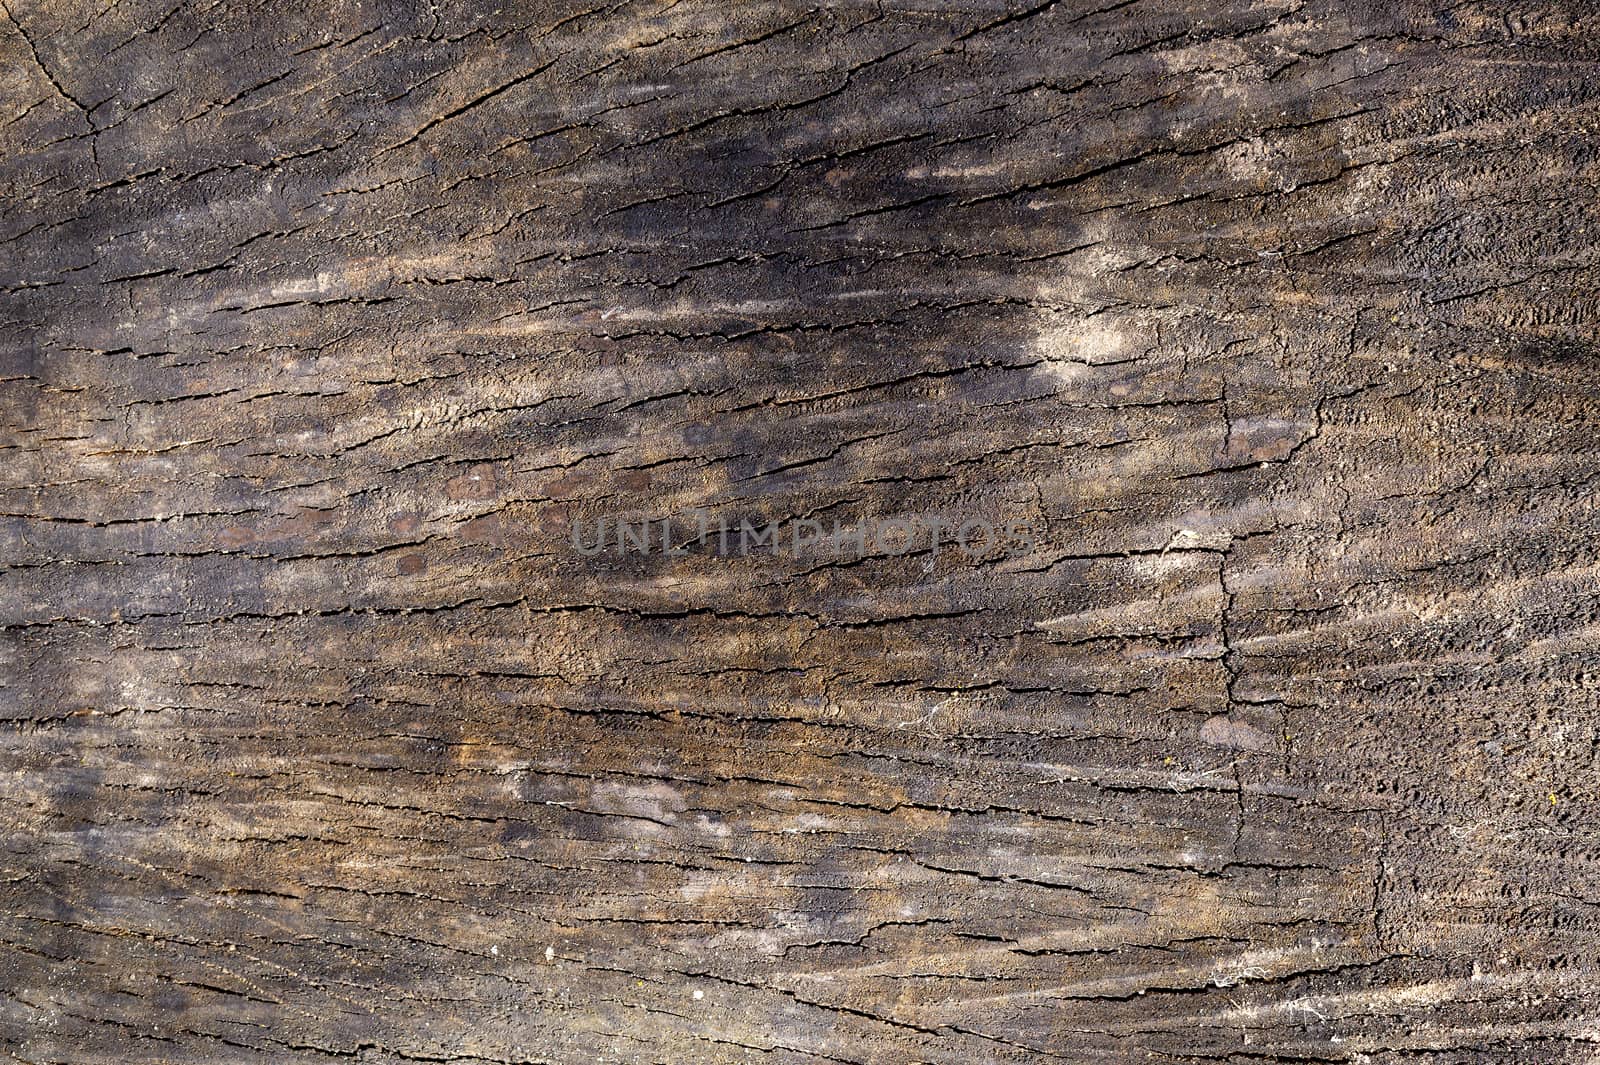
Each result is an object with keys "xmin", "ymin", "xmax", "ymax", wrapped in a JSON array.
[{"xmin": 3, "ymin": 1, "xmax": 1599, "ymax": 1062}]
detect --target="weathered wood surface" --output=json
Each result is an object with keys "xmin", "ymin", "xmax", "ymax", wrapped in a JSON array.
[{"xmin": 3, "ymin": 0, "xmax": 1599, "ymax": 1061}]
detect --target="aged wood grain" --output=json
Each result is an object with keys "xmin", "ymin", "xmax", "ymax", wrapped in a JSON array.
[{"xmin": 2, "ymin": 0, "xmax": 1599, "ymax": 1062}]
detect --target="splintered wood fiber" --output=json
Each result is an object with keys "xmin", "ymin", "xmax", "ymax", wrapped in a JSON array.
[{"xmin": 2, "ymin": 2, "xmax": 1598, "ymax": 1063}]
